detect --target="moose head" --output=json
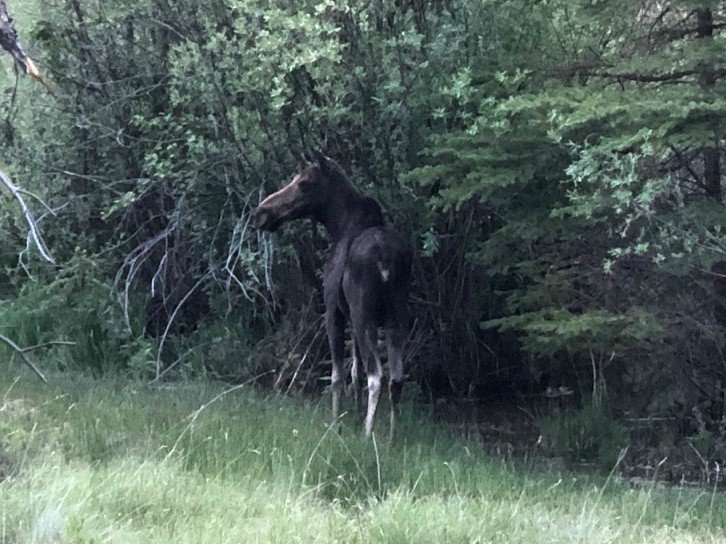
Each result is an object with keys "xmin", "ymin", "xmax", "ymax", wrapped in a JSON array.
[{"xmin": 252, "ymin": 153, "xmax": 336, "ymax": 232}]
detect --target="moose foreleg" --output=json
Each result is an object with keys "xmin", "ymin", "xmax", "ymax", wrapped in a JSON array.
[{"xmin": 326, "ymin": 308, "xmax": 346, "ymax": 424}]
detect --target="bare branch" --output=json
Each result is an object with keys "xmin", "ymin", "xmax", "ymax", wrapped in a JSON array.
[
  {"xmin": 0, "ymin": 332, "xmax": 48, "ymax": 383},
  {"xmin": 20, "ymin": 340, "xmax": 76, "ymax": 351},
  {"xmin": 586, "ymin": 63, "xmax": 726, "ymax": 83},
  {"xmin": 155, "ymin": 272, "xmax": 211, "ymax": 378},
  {"xmin": 114, "ymin": 225, "xmax": 176, "ymax": 330},
  {"xmin": 0, "ymin": 170, "xmax": 55, "ymax": 263},
  {"xmin": 284, "ymin": 320, "xmax": 325, "ymax": 396}
]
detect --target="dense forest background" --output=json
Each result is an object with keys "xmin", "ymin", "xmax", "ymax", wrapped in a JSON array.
[{"xmin": 1, "ymin": 0, "xmax": 724, "ymax": 457}]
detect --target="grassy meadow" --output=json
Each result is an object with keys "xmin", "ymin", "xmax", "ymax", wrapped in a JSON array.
[{"xmin": 1, "ymin": 363, "xmax": 725, "ymax": 543}]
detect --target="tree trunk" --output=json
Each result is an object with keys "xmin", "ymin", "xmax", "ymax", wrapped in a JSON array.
[{"xmin": 697, "ymin": 8, "xmax": 722, "ymax": 201}]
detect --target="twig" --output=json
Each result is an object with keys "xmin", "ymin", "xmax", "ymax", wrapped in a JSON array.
[
  {"xmin": 19, "ymin": 340, "xmax": 75, "ymax": 351},
  {"xmin": 588, "ymin": 67, "xmax": 726, "ymax": 83},
  {"xmin": 114, "ymin": 225, "xmax": 176, "ymax": 330},
  {"xmin": 148, "ymin": 343, "xmax": 205, "ymax": 385},
  {"xmin": 284, "ymin": 320, "xmax": 325, "ymax": 395},
  {"xmin": 0, "ymin": 332, "xmax": 48, "ymax": 383},
  {"xmin": 163, "ymin": 370, "xmax": 274, "ymax": 461},
  {"xmin": 155, "ymin": 272, "xmax": 211, "ymax": 378},
  {"xmin": 372, "ymin": 432, "xmax": 382, "ymax": 496}
]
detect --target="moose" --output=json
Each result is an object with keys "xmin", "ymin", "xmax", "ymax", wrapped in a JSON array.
[{"xmin": 253, "ymin": 154, "xmax": 412, "ymax": 438}]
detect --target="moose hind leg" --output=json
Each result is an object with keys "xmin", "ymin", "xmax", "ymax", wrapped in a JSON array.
[
  {"xmin": 348, "ymin": 337, "xmax": 363, "ymax": 411},
  {"xmin": 353, "ymin": 321, "xmax": 382, "ymax": 438},
  {"xmin": 386, "ymin": 328, "xmax": 406, "ymax": 439},
  {"xmin": 326, "ymin": 308, "xmax": 346, "ymax": 424}
]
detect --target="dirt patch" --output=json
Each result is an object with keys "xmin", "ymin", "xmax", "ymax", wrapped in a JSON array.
[{"xmin": 433, "ymin": 398, "xmax": 541, "ymax": 459}]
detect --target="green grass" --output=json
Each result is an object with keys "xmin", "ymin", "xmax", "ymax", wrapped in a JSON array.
[{"xmin": 1, "ymin": 364, "xmax": 725, "ymax": 543}]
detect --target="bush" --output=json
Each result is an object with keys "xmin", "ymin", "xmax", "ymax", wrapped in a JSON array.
[{"xmin": 0, "ymin": 258, "xmax": 152, "ymax": 377}]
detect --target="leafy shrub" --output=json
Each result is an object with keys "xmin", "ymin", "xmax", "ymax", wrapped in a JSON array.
[
  {"xmin": 162, "ymin": 320, "xmax": 257, "ymax": 381},
  {"xmin": 687, "ymin": 407, "xmax": 726, "ymax": 466},
  {"xmin": 0, "ymin": 257, "xmax": 152, "ymax": 377}
]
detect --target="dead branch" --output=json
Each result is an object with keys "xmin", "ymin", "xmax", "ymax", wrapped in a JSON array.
[
  {"xmin": 0, "ymin": 170, "xmax": 55, "ymax": 263},
  {"xmin": 113, "ymin": 225, "xmax": 176, "ymax": 330},
  {"xmin": 0, "ymin": 332, "xmax": 47, "ymax": 382},
  {"xmin": 155, "ymin": 272, "xmax": 211, "ymax": 378},
  {"xmin": 0, "ymin": 334, "xmax": 73, "ymax": 383},
  {"xmin": 283, "ymin": 317, "xmax": 325, "ymax": 395},
  {"xmin": 589, "ymin": 68, "xmax": 726, "ymax": 83},
  {"xmin": 223, "ymin": 187, "xmax": 277, "ymax": 308},
  {"xmin": 0, "ymin": 0, "xmax": 40, "ymax": 79}
]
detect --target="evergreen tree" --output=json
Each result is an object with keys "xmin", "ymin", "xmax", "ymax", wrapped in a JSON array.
[{"xmin": 412, "ymin": 0, "xmax": 724, "ymax": 412}]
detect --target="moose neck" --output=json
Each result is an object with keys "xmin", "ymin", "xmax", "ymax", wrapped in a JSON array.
[{"xmin": 316, "ymin": 183, "xmax": 384, "ymax": 243}]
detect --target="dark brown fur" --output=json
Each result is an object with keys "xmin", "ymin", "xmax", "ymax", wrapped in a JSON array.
[{"xmin": 253, "ymin": 154, "xmax": 412, "ymax": 437}]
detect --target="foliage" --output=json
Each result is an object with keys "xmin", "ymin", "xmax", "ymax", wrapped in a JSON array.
[
  {"xmin": 0, "ymin": 0, "xmax": 724, "ymax": 446},
  {"xmin": 409, "ymin": 0, "xmax": 725, "ymax": 413},
  {"xmin": 0, "ymin": 255, "xmax": 152, "ymax": 376}
]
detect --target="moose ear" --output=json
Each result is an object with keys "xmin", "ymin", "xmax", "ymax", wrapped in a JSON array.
[
  {"xmin": 314, "ymin": 152, "xmax": 329, "ymax": 172},
  {"xmin": 300, "ymin": 150, "xmax": 318, "ymax": 167}
]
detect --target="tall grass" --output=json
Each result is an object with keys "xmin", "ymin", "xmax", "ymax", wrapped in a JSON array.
[{"xmin": 1, "ymin": 364, "xmax": 724, "ymax": 543}]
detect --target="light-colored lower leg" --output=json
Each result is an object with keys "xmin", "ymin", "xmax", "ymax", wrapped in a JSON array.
[
  {"xmin": 350, "ymin": 348, "xmax": 362, "ymax": 411},
  {"xmin": 364, "ymin": 371, "xmax": 382, "ymax": 437}
]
